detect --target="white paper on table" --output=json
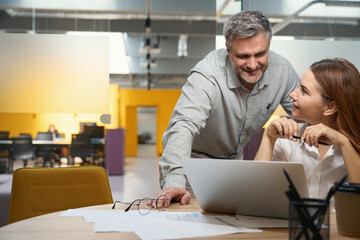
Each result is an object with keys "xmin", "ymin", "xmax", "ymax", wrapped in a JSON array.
[
  {"xmin": 60, "ymin": 209, "xmax": 133, "ymax": 232},
  {"xmin": 123, "ymin": 211, "xmax": 262, "ymax": 240},
  {"xmin": 59, "ymin": 209, "xmax": 265, "ymax": 239},
  {"xmin": 94, "ymin": 214, "xmax": 134, "ymax": 232},
  {"xmin": 93, "ymin": 220, "xmax": 133, "ymax": 232},
  {"xmin": 134, "ymin": 211, "xmax": 288, "ymax": 229},
  {"xmin": 91, "ymin": 210, "xmax": 137, "ymax": 232},
  {"xmin": 82, "ymin": 210, "xmax": 120, "ymax": 223}
]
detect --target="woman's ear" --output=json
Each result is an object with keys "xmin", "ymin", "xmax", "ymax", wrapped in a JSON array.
[{"xmin": 324, "ymin": 101, "xmax": 337, "ymax": 117}]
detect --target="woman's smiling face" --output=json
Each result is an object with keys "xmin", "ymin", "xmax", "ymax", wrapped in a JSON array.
[{"xmin": 289, "ymin": 69, "xmax": 329, "ymax": 125}]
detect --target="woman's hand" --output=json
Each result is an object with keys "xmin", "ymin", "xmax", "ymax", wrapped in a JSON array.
[
  {"xmin": 254, "ymin": 117, "xmax": 298, "ymax": 161},
  {"xmin": 302, "ymin": 123, "xmax": 360, "ymax": 183},
  {"xmin": 266, "ymin": 117, "xmax": 299, "ymax": 143},
  {"xmin": 302, "ymin": 123, "xmax": 348, "ymax": 148}
]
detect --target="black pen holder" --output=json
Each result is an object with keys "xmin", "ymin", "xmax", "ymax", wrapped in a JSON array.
[{"xmin": 289, "ymin": 198, "xmax": 329, "ymax": 240}]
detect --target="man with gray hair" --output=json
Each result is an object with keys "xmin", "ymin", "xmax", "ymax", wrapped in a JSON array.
[{"xmin": 155, "ymin": 10, "xmax": 299, "ymax": 206}]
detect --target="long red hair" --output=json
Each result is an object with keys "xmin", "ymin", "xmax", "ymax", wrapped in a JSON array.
[{"xmin": 311, "ymin": 58, "xmax": 360, "ymax": 153}]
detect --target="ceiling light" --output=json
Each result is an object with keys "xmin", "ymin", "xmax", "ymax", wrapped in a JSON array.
[{"xmin": 177, "ymin": 34, "xmax": 188, "ymax": 58}]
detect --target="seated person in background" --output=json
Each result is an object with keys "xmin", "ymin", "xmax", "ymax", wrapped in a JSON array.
[
  {"xmin": 254, "ymin": 58, "xmax": 360, "ymax": 199},
  {"xmin": 47, "ymin": 124, "xmax": 61, "ymax": 139}
]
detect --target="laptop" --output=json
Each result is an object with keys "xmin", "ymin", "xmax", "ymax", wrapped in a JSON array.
[{"xmin": 181, "ymin": 158, "xmax": 309, "ymax": 219}]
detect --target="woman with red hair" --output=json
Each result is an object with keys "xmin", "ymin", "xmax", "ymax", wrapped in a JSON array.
[{"xmin": 255, "ymin": 58, "xmax": 360, "ymax": 199}]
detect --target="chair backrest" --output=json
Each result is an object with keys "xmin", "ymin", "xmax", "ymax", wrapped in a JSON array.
[
  {"xmin": 11, "ymin": 137, "xmax": 34, "ymax": 160},
  {"xmin": 35, "ymin": 144, "xmax": 53, "ymax": 157},
  {"xmin": 8, "ymin": 166, "xmax": 113, "ymax": 224},
  {"xmin": 71, "ymin": 134, "xmax": 93, "ymax": 159},
  {"xmin": 19, "ymin": 133, "xmax": 32, "ymax": 138},
  {"xmin": 84, "ymin": 125, "xmax": 104, "ymax": 138},
  {"xmin": 35, "ymin": 132, "xmax": 53, "ymax": 141},
  {"xmin": 0, "ymin": 131, "xmax": 9, "ymax": 140},
  {"xmin": 72, "ymin": 133, "xmax": 91, "ymax": 142}
]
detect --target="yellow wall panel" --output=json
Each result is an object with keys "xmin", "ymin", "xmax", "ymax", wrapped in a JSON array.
[
  {"xmin": 0, "ymin": 85, "xmax": 119, "ymax": 138},
  {"xmin": 0, "ymin": 33, "xmax": 109, "ymax": 113},
  {"xmin": 119, "ymin": 89, "xmax": 181, "ymax": 156},
  {"xmin": 125, "ymin": 105, "xmax": 137, "ymax": 157},
  {"xmin": 108, "ymin": 84, "xmax": 119, "ymax": 129},
  {"xmin": 0, "ymin": 113, "xmax": 102, "ymax": 139}
]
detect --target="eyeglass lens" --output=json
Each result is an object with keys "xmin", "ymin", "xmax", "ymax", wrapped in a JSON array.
[
  {"xmin": 156, "ymin": 195, "xmax": 168, "ymax": 211},
  {"xmin": 138, "ymin": 197, "xmax": 152, "ymax": 215}
]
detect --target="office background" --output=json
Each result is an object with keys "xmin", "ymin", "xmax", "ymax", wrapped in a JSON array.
[{"xmin": 0, "ymin": 0, "xmax": 359, "ymax": 157}]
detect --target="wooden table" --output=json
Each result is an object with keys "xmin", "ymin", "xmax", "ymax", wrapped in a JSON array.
[{"xmin": 0, "ymin": 200, "xmax": 354, "ymax": 240}]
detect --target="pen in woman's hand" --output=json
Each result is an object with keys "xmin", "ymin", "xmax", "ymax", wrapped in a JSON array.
[
  {"xmin": 292, "ymin": 135, "xmax": 329, "ymax": 146},
  {"xmin": 276, "ymin": 132, "xmax": 330, "ymax": 146}
]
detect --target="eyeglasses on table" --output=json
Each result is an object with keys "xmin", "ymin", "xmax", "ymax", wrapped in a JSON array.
[{"xmin": 112, "ymin": 195, "xmax": 169, "ymax": 215}]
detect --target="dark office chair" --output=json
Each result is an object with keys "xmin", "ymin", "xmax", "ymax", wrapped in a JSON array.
[
  {"xmin": 0, "ymin": 131, "xmax": 10, "ymax": 173},
  {"xmin": 10, "ymin": 136, "xmax": 35, "ymax": 172},
  {"xmin": 19, "ymin": 133, "xmax": 32, "ymax": 138},
  {"xmin": 35, "ymin": 132, "xmax": 55, "ymax": 167},
  {"xmin": 71, "ymin": 133, "xmax": 95, "ymax": 166},
  {"xmin": 35, "ymin": 132, "xmax": 53, "ymax": 141}
]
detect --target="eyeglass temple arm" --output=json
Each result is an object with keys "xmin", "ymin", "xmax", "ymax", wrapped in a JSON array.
[
  {"xmin": 125, "ymin": 199, "xmax": 142, "ymax": 212},
  {"xmin": 112, "ymin": 201, "xmax": 121, "ymax": 209},
  {"xmin": 112, "ymin": 200, "xmax": 136, "ymax": 211}
]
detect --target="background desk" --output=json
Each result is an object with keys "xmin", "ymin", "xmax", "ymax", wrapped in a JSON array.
[
  {"xmin": 0, "ymin": 138, "xmax": 106, "ymax": 172},
  {"xmin": 0, "ymin": 200, "xmax": 353, "ymax": 240},
  {"xmin": 0, "ymin": 138, "xmax": 105, "ymax": 146}
]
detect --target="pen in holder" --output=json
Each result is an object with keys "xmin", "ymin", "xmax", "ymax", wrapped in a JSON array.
[
  {"xmin": 288, "ymin": 198, "xmax": 329, "ymax": 240},
  {"xmin": 283, "ymin": 170, "xmax": 348, "ymax": 240}
]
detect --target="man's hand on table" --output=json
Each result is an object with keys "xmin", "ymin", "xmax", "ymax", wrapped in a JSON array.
[{"xmin": 152, "ymin": 186, "xmax": 192, "ymax": 208}]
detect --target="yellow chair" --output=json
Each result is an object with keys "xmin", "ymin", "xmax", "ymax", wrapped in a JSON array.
[{"xmin": 8, "ymin": 166, "xmax": 113, "ymax": 224}]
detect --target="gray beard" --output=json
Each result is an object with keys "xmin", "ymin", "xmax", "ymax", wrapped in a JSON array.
[{"xmin": 239, "ymin": 71, "xmax": 263, "ymax": 85}]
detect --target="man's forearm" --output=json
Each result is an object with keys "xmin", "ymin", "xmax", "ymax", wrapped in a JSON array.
[{"xmin": 159, "ymin": 125, "xmax": 195, "ymax": 189}]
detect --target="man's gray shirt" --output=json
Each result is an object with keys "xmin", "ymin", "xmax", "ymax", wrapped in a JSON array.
[{"xmin": 159, "ymin": 48, "xmax": 300, "ymax": 190}]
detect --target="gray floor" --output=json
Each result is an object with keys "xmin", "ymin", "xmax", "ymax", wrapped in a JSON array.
[
  {"xmin": 110, "ymin": 144, "xmax": 161, "ymax": 201},
  {"xmin": 0, "ymin": 144, "xmax": 161, "ymax": 227}
]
